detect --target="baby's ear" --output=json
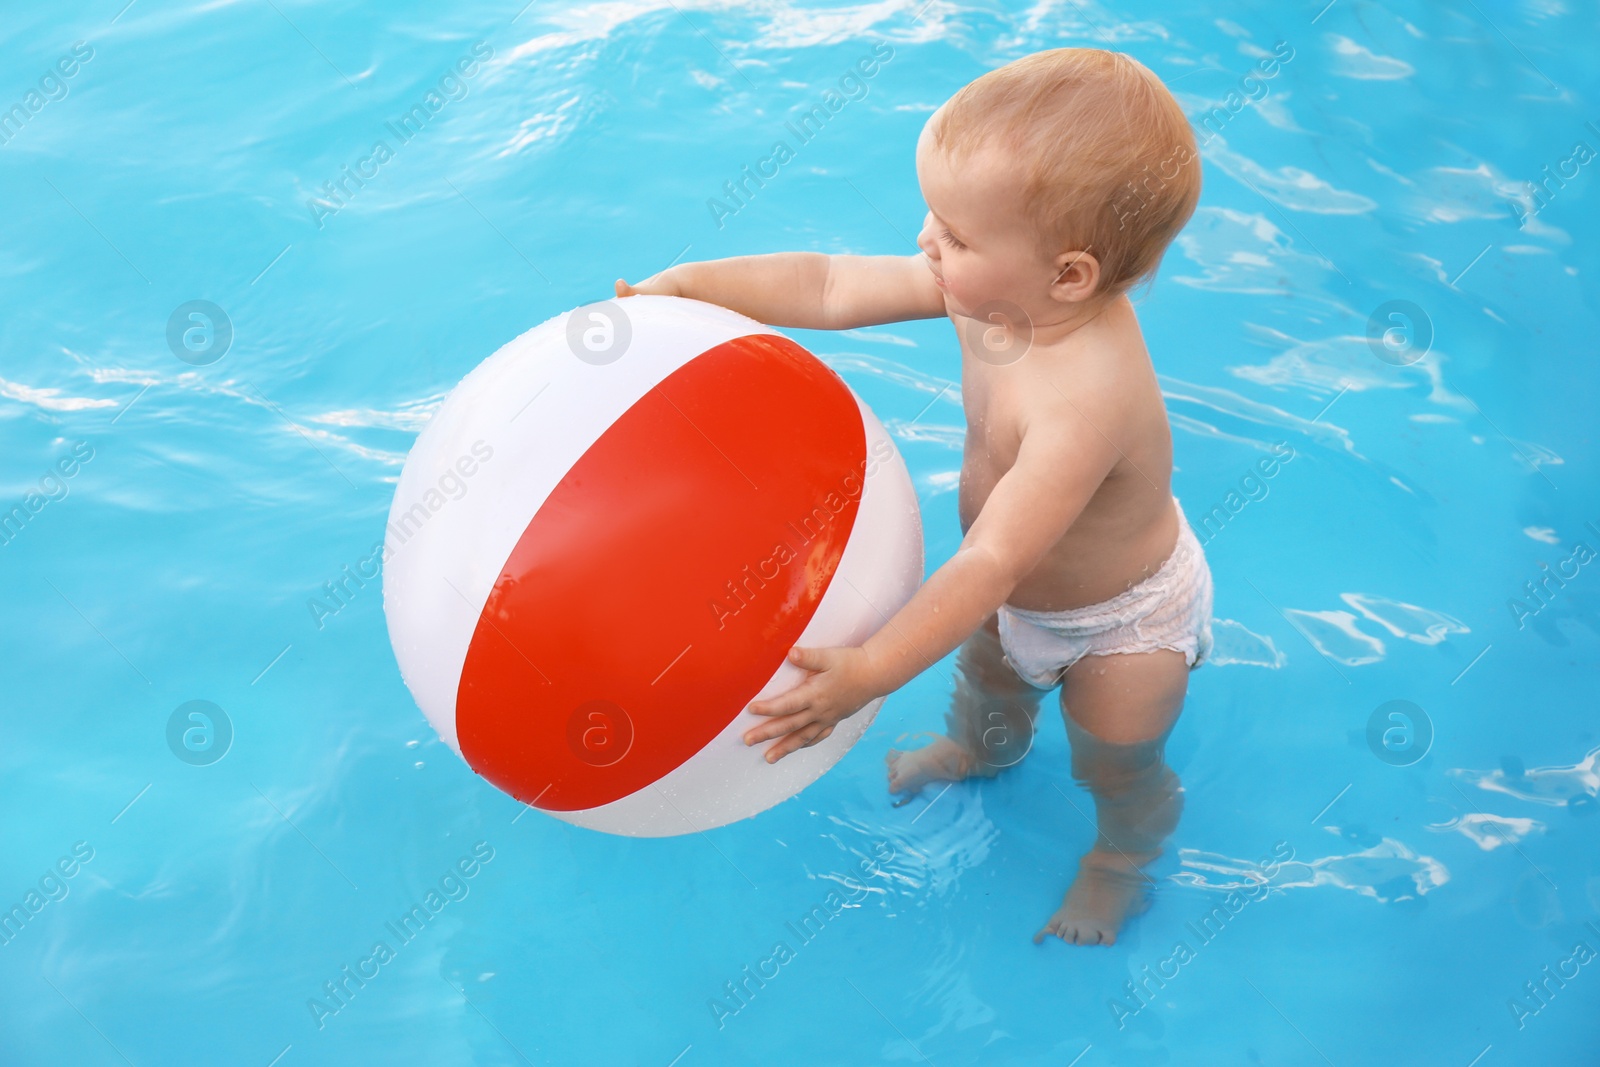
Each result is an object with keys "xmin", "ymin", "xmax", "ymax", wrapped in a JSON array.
[{"xmin": 1050, "ymin": 250, "xmax": 1102, "ymax": 303}]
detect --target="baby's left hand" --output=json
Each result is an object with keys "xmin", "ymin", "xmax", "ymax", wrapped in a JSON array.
[{"xmin": 744, "ymin": 646, "xmax": 885, "ymax": 763}]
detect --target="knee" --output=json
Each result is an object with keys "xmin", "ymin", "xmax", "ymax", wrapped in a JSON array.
[
  {"xmin": 1075, "ymin": 754, "xmax": 1177, "ymax": 801},
  {"xmin": 1067, "ymin": 725, "xmax": 1177, "ymax": 797},
  {"xmin": 1062, "ymin": 696, "xmax": 1178, "ymax": 750}
]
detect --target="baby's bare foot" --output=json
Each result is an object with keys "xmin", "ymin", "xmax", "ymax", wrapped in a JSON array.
[
  {"xmin": 886, "ymin": 735, "xmax": 976, "ymax": 801},
  {"xmin": 1033, "ymin": 848, "xmax": 1153, "ymax": 947}
]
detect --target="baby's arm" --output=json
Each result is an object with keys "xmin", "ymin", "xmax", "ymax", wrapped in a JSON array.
[
  {"xmin": 745, "ymin": 408, "xmax": 1121, "ymax": 760},
  {"xmin": 864, "ymin": 415, "xmax": 1115, "ymax": 688},
  {"xmin": 615, "ymin": 252, "xmax": 945, "ymax": 329}
]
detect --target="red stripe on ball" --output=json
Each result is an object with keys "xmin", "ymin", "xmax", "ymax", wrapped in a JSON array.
[{"xmin": 455, "ymin": 333, "xmax": 867, "ymax": 811}]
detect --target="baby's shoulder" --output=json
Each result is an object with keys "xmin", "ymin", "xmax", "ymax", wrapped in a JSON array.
[
  {"xmin": 1036, "ymin": 333, "xmax": 1149, "ymax": 402},
  {"xmin": 1019, "ymin": 335, "xmax": 1158, "ymax": 443}
]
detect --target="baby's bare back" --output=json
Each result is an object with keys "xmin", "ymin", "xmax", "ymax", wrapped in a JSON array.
[{"xmin": 954, "ymin": 296, "xmax": 1179, "ymax": 613}]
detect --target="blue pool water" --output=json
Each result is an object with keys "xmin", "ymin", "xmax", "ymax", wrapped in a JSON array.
[{"xmin": 3, "ymin": 1, "xmax": 1598, "ymax": 1064}]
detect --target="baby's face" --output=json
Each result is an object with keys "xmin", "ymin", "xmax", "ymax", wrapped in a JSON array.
[{"xmin": 914, "ymin": 115, "xmax": 1063, "ymax": 319}]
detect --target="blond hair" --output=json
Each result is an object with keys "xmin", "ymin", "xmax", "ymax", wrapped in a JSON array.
[{"xmin": 931, "ymin": 48, "xmax": 1200, "ymax": 296}]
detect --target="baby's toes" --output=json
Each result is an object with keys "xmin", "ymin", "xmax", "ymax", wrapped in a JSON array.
[
  {"xmin": 1079, "ymin": 922, "xmax": 1113, "ymax": 946},
  {"xmin": 885, "ymin": 754, "xmax": 910, "ymax": 790}
]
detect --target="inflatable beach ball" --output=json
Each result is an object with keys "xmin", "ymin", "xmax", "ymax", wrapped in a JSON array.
[{"xmin": 383, "ymin": 295, "xmax": 923, "ymax": 837}]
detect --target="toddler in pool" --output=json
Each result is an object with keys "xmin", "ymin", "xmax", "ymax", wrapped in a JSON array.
[{"xmin": 617, "ymin": 48, "xmax": 1209, "ymax": 946}]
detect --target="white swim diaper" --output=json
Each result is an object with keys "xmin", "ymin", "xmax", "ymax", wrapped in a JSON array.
[{"xmin": 996, "ymin": 501, "xmax": 1214, "ymax": 690}]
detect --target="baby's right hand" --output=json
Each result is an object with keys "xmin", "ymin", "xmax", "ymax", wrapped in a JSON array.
[{"xmin": 614, "ymin": 270, "xmax": 682, "ymax": 299}]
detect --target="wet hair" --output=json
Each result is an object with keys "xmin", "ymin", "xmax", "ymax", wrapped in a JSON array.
[{"xmin": 930, "ymin": 48, "xmax": 1201, "ymax": 297}]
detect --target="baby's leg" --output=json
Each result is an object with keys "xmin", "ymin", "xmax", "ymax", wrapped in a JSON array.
[
  {"xmin": 887, "ymin": 612, "xmax": 1046, "ymax": 797},
  {"xmin": 1036, "ymin": 650, "xmax": 1189, "ymax": 947}
]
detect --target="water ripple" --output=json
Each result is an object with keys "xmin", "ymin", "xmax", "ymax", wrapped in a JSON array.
[
  {"xmin": 1174, "ymin": 831, "xmax": 1449, "ymax": 903},
  {"xmin": 1449, "ymin": 746, "xmax": 1600, "ymax": 809}
]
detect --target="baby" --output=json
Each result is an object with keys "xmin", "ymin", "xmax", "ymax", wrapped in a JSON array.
[{"xmin": 617, "ymin": 48, "xmax": 1209, "ymax": 947}]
